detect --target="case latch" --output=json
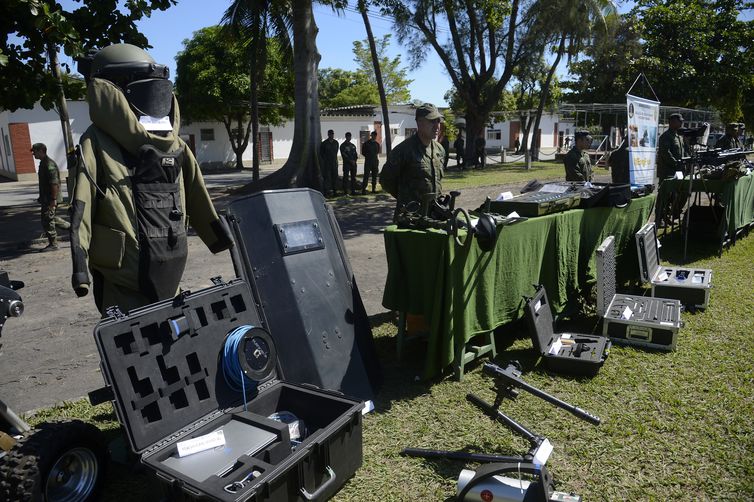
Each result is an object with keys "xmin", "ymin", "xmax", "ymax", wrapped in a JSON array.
[
  {"xmin": 210, "ymin": 276, "xmax": 226, "ymax": 286},
  {"xmin": 105, "ymin": 305, "xmax": 125, "ymax": 319}
]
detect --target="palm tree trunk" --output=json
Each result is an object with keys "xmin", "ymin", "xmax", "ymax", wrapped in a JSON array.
[
  {"xmin": 358, "ymin": 1, "xmax": 391, "ymax": 154},
  {"xmin": 531, "ymin": 34, "xmax": 566, "ymax": 161},
  {"xmin": 237, "ymin": 0, "xmax": 322, "ymax": 193}
]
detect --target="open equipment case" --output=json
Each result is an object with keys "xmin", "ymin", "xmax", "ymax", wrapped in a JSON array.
[
  {"xmin": 93, "ymin": 278, "xmax": 364, "ymax": 501},
  {"xmin": 596, "ymin": 236, "xmax": 683, "ymax": 351},
  {"xmin": 537, "ymin": 182, "xmax": 631, "ymax": 209},
  {"xmin": 524, "ymin": 285, "xmax": 610, "ymax": 376},
  {"xmin": 635, "ymin": 222, "xmax": 712, "ymax": 310}
]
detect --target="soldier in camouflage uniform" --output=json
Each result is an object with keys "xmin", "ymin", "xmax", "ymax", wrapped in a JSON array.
[
  {"xmin": 563, "ymin": 130, "xmax": 593, "ymax": 182},
  {"xmin": 379, "ymin": 103, "xmax": 446, "ymax": 221},
  {"xmin": 319, "ymin": 130, "xmax": 340, "ymax": 197},
  {"xmin": 360, "ymin": 131, "xmax": 380, "ymax": 194},
  {"xmin": 657, "ymin": 113, "xmax": 686, "ymax": 180},
  {"xmin": 656, "ymin": 113, "xmax": 687, "ymax": 227},
  {"xmin": 715, "ymin": 123, "xmax": 741, "ymax": 151},
  {"xmin": 31, "ymin": 143, "xmax": 67, "ymax": 251},
  {"xmin": 340, "ymin": 132, "xmax": 358, "ymax": 195}
]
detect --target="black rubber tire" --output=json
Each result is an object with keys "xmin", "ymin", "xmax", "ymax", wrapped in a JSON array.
[{"xmin": 0, "ymin": 419, "xmax": 108, "ymax": 502}]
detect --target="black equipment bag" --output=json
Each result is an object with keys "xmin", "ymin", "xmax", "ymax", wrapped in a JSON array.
[
  {"xmin": 224, "ymin": 188, "xmax": 382, "ymax": 401},
  {"xmin": 93, "ymin": 278, "xmax": 363, "ymax": 501}
]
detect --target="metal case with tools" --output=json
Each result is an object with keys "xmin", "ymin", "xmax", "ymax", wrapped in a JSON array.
[
  {"xmin": 635, "ymin": 223, "xmax": 713, "ymax": 310},
  {"xmin": 488, "ymin": 191, "xmax": 581, "ymax": 217},
  {"xmin": 524, "ymin": 285, "xmax": 610, "ymax": 376},
  {"xmin": 93, "ymin": 278, "xmax": 363, "ymax": 502},
  {"xmin": 602, "ymin": 294, "xmax": 683, "ymax": 351},
  {"xmin": 596, "ymin": 234, "xmax": 683, "ymax": 351}
]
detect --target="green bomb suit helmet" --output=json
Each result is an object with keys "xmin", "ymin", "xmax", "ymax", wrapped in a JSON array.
[{"xmin": 89, "ymin": 43, "xmax": 173, "ymax": 118}]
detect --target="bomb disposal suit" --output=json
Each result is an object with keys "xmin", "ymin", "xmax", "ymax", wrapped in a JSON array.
[{"xmin": 70, "ymin": 44, "xmax": 232, "ymax": 315}]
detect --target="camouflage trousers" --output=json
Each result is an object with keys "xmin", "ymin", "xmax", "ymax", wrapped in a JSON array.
[{"xmin": 41, "ymin": 205, "xmax": 57, "ymax": 243}]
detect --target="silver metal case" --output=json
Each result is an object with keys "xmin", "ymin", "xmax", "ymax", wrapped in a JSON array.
[
  {"xmin": 635, "ymin": 223, "xmax": 712, "ymax": 309},
  {"xmin": 602, "ymin": 294, "xmax": 683, "ymax": 351}
]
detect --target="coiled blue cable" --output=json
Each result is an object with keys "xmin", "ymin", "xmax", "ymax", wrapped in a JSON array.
[{"xmin": 222, "ymin": 325, "xmax": 256, "ymax": 410}]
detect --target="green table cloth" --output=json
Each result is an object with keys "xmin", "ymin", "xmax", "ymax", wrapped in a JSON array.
[
  {"xmin": 382, "ymin": 194, "xmax": 656, "ymax": 379},
  {"xmin": 657, "ymin": 173, "xmax": 754, "ymax": 246}
]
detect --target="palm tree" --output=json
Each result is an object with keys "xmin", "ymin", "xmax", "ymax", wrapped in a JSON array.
[
  {"xmin": 357, "ymin": 0, "xmax": 392, "ymax": 154},
  {"xmin": 223, "ymin": 0, "xmax": 292, "ymax": 181},
  {"xmin": 528, "ymin": 0, "xmax": 615, "ymax": 160}
]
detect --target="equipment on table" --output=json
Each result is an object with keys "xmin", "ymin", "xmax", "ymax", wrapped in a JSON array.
[
  {"xmin": 635, "ymin": 223, "xmax": 713, "ymax": 310},
  {"xmin": 489, "ymin": 191, "xmax": 581, "ymax": 217},
  {"xmin": 92, "ymin": 277, "xmax": 364, "ymax": 501},
  {"xmin": 402, "ymin": 361, "xmax": 597, "ymax": 502},
  {"xmin": 226, "ymin": 188, "xmax": 381, "ymax": 401},
  {"xmin": 524, "ymin": 286, "xmax": 611, "ymax": 376},
  {"xmin": 596, "ymin": 236, "xmax": 683, "ymax": 351},
  {"xmin": 537, "ymin": 182, "xmax": 631, "ymax": 208}
]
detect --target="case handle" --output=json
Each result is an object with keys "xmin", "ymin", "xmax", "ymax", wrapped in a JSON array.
[{"xmin": 299, "ymin": 465, "xmax": 336, "ymax": 500}]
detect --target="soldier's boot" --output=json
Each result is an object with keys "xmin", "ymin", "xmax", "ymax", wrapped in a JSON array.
[{"xmin": 41, "ymin": 237, "xmax": 59, "ymax": 252}]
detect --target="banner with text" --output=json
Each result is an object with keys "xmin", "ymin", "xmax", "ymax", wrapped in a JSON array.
[{"xmin": 626, "ymin": 94, "xmax": 660, "ymax": 185}]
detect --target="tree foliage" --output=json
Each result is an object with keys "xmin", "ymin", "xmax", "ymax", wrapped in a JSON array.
[
  {"xmin": 0, "ymin": 0, "xmax": 175, "ymax": 111},
  {"xmin": 632, "ymin": 0, "xmax": 754, "ymax": 122},
  {"xmin": 175, "ymin": 26, "xmax": 293, "ymax": 169},
  {"xmin": 352, "ymin": 34, "xmax": 412, "ymax": 104},
  {"xmin": 318, "ymin": 34, "xmax": 412, "ymax": 108}
]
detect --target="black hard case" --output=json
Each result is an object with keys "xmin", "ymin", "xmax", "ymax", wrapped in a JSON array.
[
  {"xmin": 539, "ymin": 182, "xmax": 631, "ymax": 208},
  {"xmin": 225, "ymin": 189, "xmax": 381, "ymax": 401},
  {"xmin": 93, "ymin": 279, "xmax": 363, "ymax": 501},
  {"xmin": 524, "ymin": 286, "xmax": 610, "ymax": 376},
  {"xmin": 635, "ymin": 223, "xmax": 712, "ymax": 309}
]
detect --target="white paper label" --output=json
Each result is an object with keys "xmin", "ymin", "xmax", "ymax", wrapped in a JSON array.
[
  {"xmin": 176, "ymin": 429, "xmax": 225, "ymax": 458},
  {"xmin": 657, "ymin": 271, "xmax": 669, "ymax": 282},
  {"xmin": 534, "ymin": 300, "xmax": 542, "ymax": 313},
  {"xmin": 507, "ymin": 211, "xmax": 520, "ymax": 218},
  {"xmin": 138, "ymin": 115, "xmax": 173, "ymax": 131},
  {"xmin": 621, "ymin": 306, "xmax": 633, "ymax": 320},
  {"xmin": 674, "ymin": 171, "xmax": 684, "ymax": 180},
  {"xmin": 561, "ymin": 333, "xmax": 572, "ymax": 340},
  {"xmin": 362, "ymin": 400, "xmax": 375, "ymax": 415},
  {"xmin": 548, "ymin": 339, "xmax": 562, "ymax": 355},
  {"xmin": 496, "ymin": 191, "xmax": 514, "ymax": 201},
  {"xmin": 533, "ymin": 438, "xmax": 553, "ymax": 466}
]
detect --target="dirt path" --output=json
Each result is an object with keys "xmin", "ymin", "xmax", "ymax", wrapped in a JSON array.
[{"xmin": 0, "ymin": 175, "xmax": 606, "ymax": 413}]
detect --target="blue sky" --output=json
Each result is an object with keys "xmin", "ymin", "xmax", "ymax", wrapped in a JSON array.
[{"xmin": 58, "ymin": 0, "xmax": 452, "ymax": 105}]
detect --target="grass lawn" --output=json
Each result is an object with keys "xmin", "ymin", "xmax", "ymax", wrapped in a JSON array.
[{"xmin": 22, "ymin": 167, "xmax": 754, "ymax": 501}]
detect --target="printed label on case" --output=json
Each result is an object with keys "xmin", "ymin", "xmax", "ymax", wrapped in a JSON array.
[
  {"xmin": 533, "ymin": 438, "xmax": 553, "ymax": 466},
  {"xmin": 177, "ymin": 429, "xmax": 225, "ymax": 457},
  {"xmin": 621, "ymin": 306, "xmax": 633, "ymax": 320}
]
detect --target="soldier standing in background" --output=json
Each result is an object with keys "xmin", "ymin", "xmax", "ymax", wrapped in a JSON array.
[
  {"xmin": 454, "ymin": 135, "xmax": 465, "ymax": 169},
  {"xmin": 657, "ymin": 113, "xmax": 686, "ymax": 180},
  {"xmin": 340, "ymin": 132, "xmax": 358, "ymax": 196},
  {"xmin": 319, "ymin": 129, "xmax": 340, "ymax": 197},
  {"xmin": 715, "ymin": 123, "xmax": 741, "ymax": 150},
  {"xmin": 439, "ymin": 131, "xmax": 450, "ymax": 171},
  {"xmin": 563, "ymin": 130, "xmax": 593, "ymax": 182},
  {"xmin": 31, "ymin": 143, "xmax": 69, "ymax": 251},
  {"xmin": 379, "ymin": 103, "xmax": 446, "ymax": 220},
  {"xmin": 361, "ymin": 131, "xmax": 380, "ymax": 194}
]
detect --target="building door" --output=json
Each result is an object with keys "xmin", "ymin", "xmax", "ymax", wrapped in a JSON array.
[
  {"xmin": 258, "ymin": 130, "xmax": 272, "ymax": 162},
  {"xmin": 509, "ymin": 121, "xmax": 520, "ymax": 149}
]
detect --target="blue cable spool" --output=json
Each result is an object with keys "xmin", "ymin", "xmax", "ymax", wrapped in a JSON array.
[{"xmin": 222, "ymin": 325, "xmax": 277, "ymax": 409}]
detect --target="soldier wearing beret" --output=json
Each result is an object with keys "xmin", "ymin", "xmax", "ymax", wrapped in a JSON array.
[
  {"xmin": 563, "ymin": 130, "xmax": 593, "ymax": 182},
  {"xmin": 657, "ymin": 113, "xmax": 686, "ymax": 180},
  {"xmin": 715, "ymin": 123, "xmax": 741, "ymax": 151},
  {"xmin": 379, "ymin": 102, "xmax": 446, "ymax": 220}
]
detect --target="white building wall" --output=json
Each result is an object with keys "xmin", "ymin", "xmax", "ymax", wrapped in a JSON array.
[
  {"xmin": 0, "ymin": 110, "xmax": 15, "ymax": 176},
  {"xmin": 11, "ymin": 101, "xmax": 91, "ymax": 174}
]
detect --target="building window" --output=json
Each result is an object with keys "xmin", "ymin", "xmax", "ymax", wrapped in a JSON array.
[
  {"xmin": 390, "ymin": 128, "xmax": 399, "ymax": 136},
  {"xmin": 486, "ymin": 129, "xmax": 502, "ymax": 141},
  {"xmin": 405, "ymin": 128, "xmax": 417, "ymax": 137},
  {"xmin": 200, "ymin": 128, "xmax": 215, "ymax": 141}
]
